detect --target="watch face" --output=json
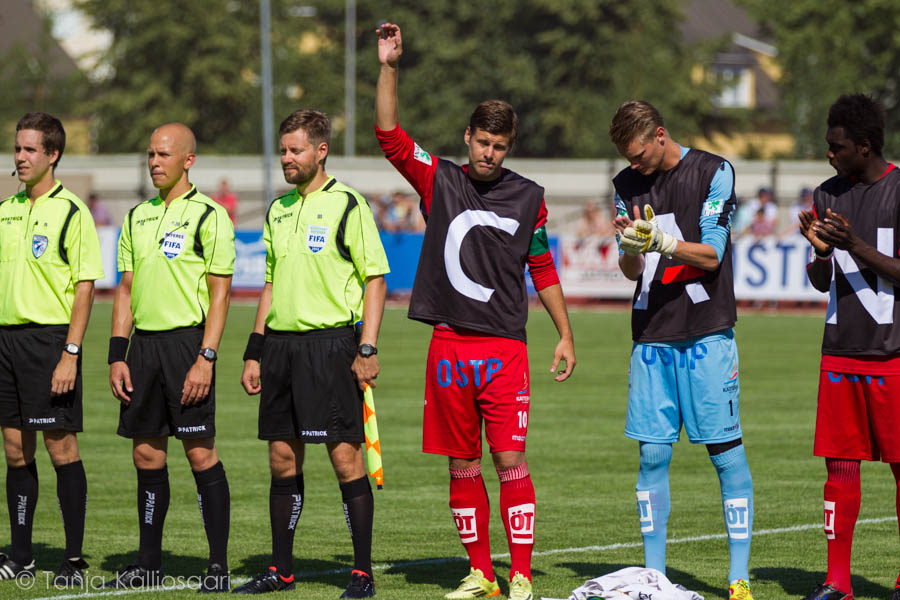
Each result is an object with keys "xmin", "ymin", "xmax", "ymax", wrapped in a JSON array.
[
  {"xmin": 200, "ymin": 348, "xmax": 217, "ymax": 361},
  {"xmin": 65, "ymin": 343, "xmax": 79, "ymax": 355},
  {"xmin": 358, "ymin": 344, "xmax": 377, "ymax": 357}
]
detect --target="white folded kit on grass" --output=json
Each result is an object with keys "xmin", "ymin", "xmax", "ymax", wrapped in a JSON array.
[{"xmin": 541, "ymin": 566, "xmax": 703, "ymax": 600}]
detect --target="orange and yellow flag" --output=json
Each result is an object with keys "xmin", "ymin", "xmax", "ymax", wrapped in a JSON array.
[{"xmin": 363, "ymin": 384, "xmax": 383, "ymax": 489}]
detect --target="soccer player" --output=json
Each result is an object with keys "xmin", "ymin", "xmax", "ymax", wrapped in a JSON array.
[
  {"xmin": 235, "ymin": 110, "xmax": 388, "ymax": 597},
  {"xmin": 798, "ymin": 94, "xmax": 900, "ymax": 600},
  {"xmin": 106, "ymin": 123, "xmax": 234, "ymax": 592},
  {"xmin": 375, "ymin": 23, "xmax": 576, "ymax": 600},
  {"xmin": 609, "ymin": 100, "xmax": 753, "ymax": 600},
  {"xmin": 0, "ymin": 112, "xmax": 103, "ymax": 587}
]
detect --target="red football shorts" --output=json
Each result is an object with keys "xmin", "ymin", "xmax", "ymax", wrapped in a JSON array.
[
  {"xmin": 814, "ymin": 369, "xmax": 900, "ymax": 462},
  {"xmin": 423, "ymin": 328, "xmax": 531, "ymax": 458}
]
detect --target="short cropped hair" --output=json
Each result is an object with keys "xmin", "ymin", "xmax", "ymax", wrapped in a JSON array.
[
  {"xmin": 16, "ymin": 112, "xmax": 66, "ymax": 169},
  {"xmin": 279, "ymin": 109, "xmax": 331, "ymax": 163},
  {"xmin": 468, "ymin": 100, "xmax": 518, "ymax": 146},
  {"xmin": 608, "ymin": 100, "xmax": 664, "ymax": 148},
  {"xmin": 827, "ymin": 94, "xmax": 885, "ymax": 157}
]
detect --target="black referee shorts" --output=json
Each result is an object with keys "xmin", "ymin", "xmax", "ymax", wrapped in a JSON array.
[
  {"xmin": 117, "ymin": 326, "xmax": 216, "ymax": 440},
  {"xmin": 259, "ymin": 326, "xmax": 364, "ymax": 443},
  {"xmin": 0, "ymin": 325, "xmax": 82, "ymax": 432}
]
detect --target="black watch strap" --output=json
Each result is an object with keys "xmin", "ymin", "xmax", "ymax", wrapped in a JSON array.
[{"xmin": 358, "ymin": 343, "xmax": 378, "ymax": 358}]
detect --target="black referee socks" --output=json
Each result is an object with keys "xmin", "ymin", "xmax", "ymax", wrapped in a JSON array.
[
  {"xmin": 340, "ymin": 476, "xmax": 373, "ymax": 577},
  {"xmin": 6, "ymin": 461, "xmax": 38, "ymax": 565},
  {"xmin": 55, "ymin": 460, "xmax": 87, "ymax": 560},
  {"xmin": 192, "ymin": 461, "xmax": 230, "ymax": 568},
  {"xmin": 137, "ymin": 466, "xmax": 170, "ymax": 571},
  {"xmin": 270, "ymin": 474, "xmax": 304, "ymax": 578}
]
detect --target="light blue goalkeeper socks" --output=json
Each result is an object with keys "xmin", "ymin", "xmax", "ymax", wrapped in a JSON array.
[
  {"xmin": 711, "ymin": 444, "xmax": 753, "ymax": 582},
  {"xmin": 636, "ymin": 442, "xmax": 672, "ymax": 572}
]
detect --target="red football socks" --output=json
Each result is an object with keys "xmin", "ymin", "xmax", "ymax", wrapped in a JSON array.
[
  {"xmin": 498, "ymin": 463, "xmax": 535, "ymax": 582},
  {"xmin": 449, "ymin": 466, "xmax": 494, "ymax": 581},
  {"xmin": 824, "ymin": 458, "xmax": 861, "ymax": 594}
]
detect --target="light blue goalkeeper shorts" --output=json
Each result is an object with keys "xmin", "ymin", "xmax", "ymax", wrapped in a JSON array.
[{"xmin": 626, "ymin": 328, "xmax": 741, "ymax": 444}]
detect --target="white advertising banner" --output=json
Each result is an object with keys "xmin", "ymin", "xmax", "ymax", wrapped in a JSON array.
[
  {"xmin": 95, "ymin": 226, "xmax": 120, "ymax": 289},
  {"xmin": 558, "ymin": 232, "xmax": 830, "ymax": 302},
  {"xmin": 732, "ymin": 233, "xmax": 828, "ymax": 301}
]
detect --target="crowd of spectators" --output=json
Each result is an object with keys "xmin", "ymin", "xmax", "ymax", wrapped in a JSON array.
[{"xmin": 370, "ymin": 190, "xmax": 426, "ymax": 233}]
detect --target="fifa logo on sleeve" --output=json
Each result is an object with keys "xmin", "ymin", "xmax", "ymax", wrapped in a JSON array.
[
  {"xmin": 824, "ymin": 500, "xmax": 836, "ymax": 540},
  {"xmin": 724, "ymin": 498, "xmax": 749, "ymax": 539},
  {"xmin": 452, "ymin": 507, "xmax": 478, "ymax": 544},
  {"xmin": 636, "ymin": 490, "xmax": 653, "ymax": 533},
  {"xmin": 507, "ymin": 503, "xmax": 535, "ymax": 544}
]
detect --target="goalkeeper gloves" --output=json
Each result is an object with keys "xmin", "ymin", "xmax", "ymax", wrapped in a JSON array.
[{"xmin": 620, "ymin": 204, "xmax": 678, "ymax": 257}]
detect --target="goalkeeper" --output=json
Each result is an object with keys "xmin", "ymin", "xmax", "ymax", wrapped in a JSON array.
[{"xmin": 608, "ymin": 100, "xmax": 754, "ymax": 600}]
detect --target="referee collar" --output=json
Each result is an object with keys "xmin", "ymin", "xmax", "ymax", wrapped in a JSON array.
[
  {"xmin": 296, "ymin": 177, "xmax": 337, "ymax": 200},
  {"xmin": 21, "ymin": 180, "xmax": 64, "ymax": 206},
  {"xmin": 151, "ymin": 184, "xmax": 198, "ymax": 207}
]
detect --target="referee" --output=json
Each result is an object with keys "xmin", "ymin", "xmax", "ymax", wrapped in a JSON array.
[
  {"xmin": 105, "ymin": 123, "xmax": 235, "ymax": 592},
  {"xmin": 0, "ymin": 112, "xmax": 103, "ymax": 588},
  {"xmin": 235, "ymin": 110, "xmax": 388, "ymax": 597}
]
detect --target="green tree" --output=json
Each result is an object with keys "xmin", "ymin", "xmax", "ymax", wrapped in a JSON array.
[
  {"xmin": 75, "ymin": 0, "xmax": 263, "ymax": 153},
  {"xmin": 78, "ymin": 0, "xmax": 726, "ymax": 157},
  {"xmin": 350, "ymin": 0, "xmax": 725, "ymax": 158},
  {"xmin": 741, "ymin": 0, "xmax": 900, "ymax": 158},
  {"xmin": 0, "ymin": 12, "xmax": 87, "ymax": 152}
]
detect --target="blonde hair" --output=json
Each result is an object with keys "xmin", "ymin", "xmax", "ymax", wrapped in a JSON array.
[{"xmin": 608, "ymin": 100, "xmax": 664, "ymax": 147}]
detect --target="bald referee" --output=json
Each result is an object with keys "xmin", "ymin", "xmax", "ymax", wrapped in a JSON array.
[
  {"xmin": 105, "ymin": 123, "xmax": 235, "ymax": 592},
  {"xmin": 0, "ymin": 112, "xmax": 103, "ymax": 588}
]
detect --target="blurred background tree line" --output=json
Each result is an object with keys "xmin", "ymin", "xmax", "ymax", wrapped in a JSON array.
[{"xmin": 2, "ymin": 0, "xmax": 899, "ymax": 159}]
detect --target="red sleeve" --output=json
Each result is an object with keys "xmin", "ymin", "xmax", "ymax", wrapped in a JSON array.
[
  {"xmin": 534, "ymin": 199, "xmax": 548, "ymax": 229},
  {"xmin": 527, "ymin": 251, "xmax": 560, "ymax": 290},
  {"xmin": 527, "ymin": 199, "xmax": 559, "ymax": 291},
  {"xmin": 375, "ymin": 124, "xmax": 437, "ymax": 216}
]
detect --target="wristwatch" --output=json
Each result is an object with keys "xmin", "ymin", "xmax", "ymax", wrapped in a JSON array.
[
  {"xmin": 199, "ymin": 347, "xmax": 218, "ymax": 362},
  {"xmin": 358, "ymin": 344, "xmax": 378, "ymax": 358},
  {"xmin": 63, "ymin": 343, "xmax": 80, "ymax": 356}
]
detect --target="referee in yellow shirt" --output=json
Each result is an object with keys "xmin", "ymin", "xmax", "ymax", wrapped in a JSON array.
[
  {"xmin": 106, "ymin": 123, "xmax": 234, "ymax": 592},
  {"xmin": 0, "ymin": 113, "xmax": 103, "ymax": 587},
  {"xmin": 235, "ymin": 110, "xmax": 388, "ymax": 597}
]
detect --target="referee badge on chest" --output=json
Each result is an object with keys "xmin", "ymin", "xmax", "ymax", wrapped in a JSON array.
[
  {"xmin": 306, "ymin": 224, "xmax": 329, "ymax": 254},
  {"xmin": 161, "ymin": 230, "xmax": 186, "ymax": 259},
  {"xmin": 32, "ymin": 234, "xmax": 48, "ymax": 258}
]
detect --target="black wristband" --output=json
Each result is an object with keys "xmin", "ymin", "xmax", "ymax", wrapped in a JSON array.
[
  {"xmin": 814, "ymin": 246, "xmax": 833, "ymax": 257},
  {"xmin": 243, "ymin": 332, "xmax": 265, "ymax": 362},
  {"xmin": 108, "ymin": 336, "xmax": 129, "ymax": 364}
]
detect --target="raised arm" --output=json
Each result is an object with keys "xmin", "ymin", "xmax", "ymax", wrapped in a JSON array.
[{"xmin": 375, "ymin": 22, "xmax": 402, "ymax": 130}]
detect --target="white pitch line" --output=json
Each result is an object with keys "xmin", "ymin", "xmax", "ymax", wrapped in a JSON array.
[{"xmin": 29, "ymin": 516, "xmax": 897, "ymax": 600}]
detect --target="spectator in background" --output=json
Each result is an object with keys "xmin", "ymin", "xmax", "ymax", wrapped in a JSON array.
[
  {"xmin": 748, "ymin": 207, "xmax": 776, "ymax": 237},
  {"xmin": 88, "ymin": 192, "xmax": 112, "ymax": 226},
  {"xmin": 576, "ymin": 200, "xmax": 615, "ymax": 239},
  {"xmin": 371, "ymin": 193, "xmax": 395, "ymax": 232},
  {"xmin": 783, "ymin": 187, "xmax": 814, "ymax": 235},
  {"xmin": 213, "ymin": 178, "xmax": 239, "ymax": 225},
  {"xmin": 735, "ymin": 186, "xmax": 777, "ymax": 235}
]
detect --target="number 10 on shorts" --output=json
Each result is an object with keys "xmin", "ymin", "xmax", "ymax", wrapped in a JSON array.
[{"xmin": 517, "ymin": 410, "xmax": 528, "ymax": 429}]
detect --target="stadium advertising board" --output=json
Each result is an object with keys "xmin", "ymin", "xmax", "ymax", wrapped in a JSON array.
[{"xmin": 97, "ymin": 228, "xmax": 830, "ymax": 301}]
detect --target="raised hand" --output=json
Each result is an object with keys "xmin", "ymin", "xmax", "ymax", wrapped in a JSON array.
[{"xmin": 376, "ymin": 22, "xmax": 402, "ymax": 67}]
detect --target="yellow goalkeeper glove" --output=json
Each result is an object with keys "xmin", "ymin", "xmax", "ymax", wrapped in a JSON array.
[{"xmin": 620, "ymin": 204, "xmax": 678, "ymax": 257}]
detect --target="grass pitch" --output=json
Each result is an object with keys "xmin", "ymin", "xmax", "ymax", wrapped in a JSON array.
[{"xmin": 1, "ymin": 304, "xmax": 898, "ymax": 599}]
